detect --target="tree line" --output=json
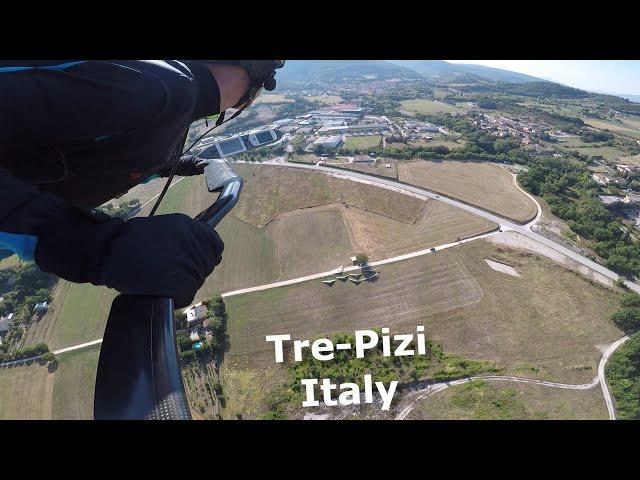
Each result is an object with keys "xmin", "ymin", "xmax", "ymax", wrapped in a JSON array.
[{"xmin": 519, "ymin": 158, "xmax": 640, "ymax": 277}]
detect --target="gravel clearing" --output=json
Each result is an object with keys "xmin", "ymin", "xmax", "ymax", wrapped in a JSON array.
[
  {"xmin": 487, "ymin": 231, "xmax": 615, "ymax": 288},
  {"xmin": 484, "ymin": 259, "xmax": 521, "ymax": 277}
]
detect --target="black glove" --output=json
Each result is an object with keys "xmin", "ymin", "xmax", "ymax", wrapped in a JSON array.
[
  {"xmin": 158, "ymin": 155, "xmax": 209, "ymax": 177},
  {"xmin": 35, "ymin": 208, "xmax": 224, "ymax": 308},
  {"xmin": 206, "ymin": 60, "xmax": 285, "ymax": 107}
]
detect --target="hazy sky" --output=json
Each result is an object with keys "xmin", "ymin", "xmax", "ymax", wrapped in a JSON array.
[{"xmin": 446, "ymin": 60, "xmax": 640, "ymax": 95}]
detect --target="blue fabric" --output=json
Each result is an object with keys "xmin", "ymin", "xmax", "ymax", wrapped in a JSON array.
[
  {"xmin": 0, "ymin": 61, "xmax": 86, "ymax": 74},
  {"xmin": 0, "ymin": 232, "xmax": 38, "ymax": 261},
  {"xmin": 141, "ymin": 174, "xmax": 159, "ymax": 184}
]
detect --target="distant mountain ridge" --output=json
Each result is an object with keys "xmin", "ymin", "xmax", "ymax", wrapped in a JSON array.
[
  {"xmin": 276, "ymin": 60, "xmax": 547, "ymax": 88},
  {"xmin": 388, "ymin": 60, "xmax": 544, "ymax": 83},
  {"xmin": 277, "ymin": 60, "xmax": 422, "ymax": 87}
]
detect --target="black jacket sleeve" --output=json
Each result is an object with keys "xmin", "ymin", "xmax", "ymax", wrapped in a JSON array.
[{"xmin": 0, "ymin": 166, "xmax": 65, "ymax": 236}]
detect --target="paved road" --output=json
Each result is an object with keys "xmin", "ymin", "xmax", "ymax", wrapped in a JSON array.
[
  {"xmin": 0, "ymin": 339, "xmax": 104, "ymax": 368},
  {"xmin": 53, "ymin": 339, "xmax": 103, "ymax": 356},
  {"xmin": 264, "ymin": 159, "xmax": 640, "ymax": 294},
  {"xmin": 222, "ymin": 230, "xmax": 499, "ymax": 298}
]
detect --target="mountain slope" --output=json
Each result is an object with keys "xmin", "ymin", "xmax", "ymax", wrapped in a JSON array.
[
  {"xmin": 389, "ymin": 60, "xmax": 544, "ymax": 83},
  {"xmin": 277, "ymin": 60, "xmax": 422, "ymax": 87}
]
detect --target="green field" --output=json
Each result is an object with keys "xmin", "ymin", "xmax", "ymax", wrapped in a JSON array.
[
  {"xmin": 52, "ymin": 344, "xmax": 101, "ymax": 419},
  {"xmin": 0, "ymin": 361, "xmax": 54, "ymax": 419},
  {"xmin": 555, "ymin": 136, "xmax": 628, "ymax": 160},
  {"xmin": 406, "ymin": 379, "xmax": 608, "ymax": 420},
  {"xmin": 344, "ymin": 135, "xmax": 382, "ymax": 149},
  {"xmin": 584, "ymin": 117, "xmax": 640, "ymax": 141},
  {"xmin": 0, "ymin": 343, "xmax": 102, "ymax": 420},
  {"xmin": 400, "ymin": 99, "xmax": 462, "ymax": 115}
]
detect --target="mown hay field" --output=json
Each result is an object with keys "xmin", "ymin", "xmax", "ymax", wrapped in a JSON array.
[
  {"xmin": 223, "ymin": 240, "xmax": 622, "ymax": 386},
  {"xmin": 397, "ymin": 160, "xmax": 538, "ymax": 223}
]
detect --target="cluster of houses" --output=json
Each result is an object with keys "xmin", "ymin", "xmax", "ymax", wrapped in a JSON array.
[
  {"xmin": 0, "ymin": 301, "xmax": 48, "ymax": 346},
  {"xmin": 598, "ymin": 192, "xmax": 640, "ymax": 227},
  {"xmin": 474, "ymin": 113, "xmax": 557, "ymax": 146},
  {"xmin": 592, "ymin": 164, "xmax": 640, "ymax": 187}
]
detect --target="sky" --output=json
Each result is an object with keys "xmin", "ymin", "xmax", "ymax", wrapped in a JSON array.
[{"xmin": 446, "ymin": 60, "xmax": 640, "ymax": 95}]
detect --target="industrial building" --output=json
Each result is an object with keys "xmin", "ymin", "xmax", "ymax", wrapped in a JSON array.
[
  {"xmin": 312, "ymin": 135, "xmax": 344, "ymax": 150},
  {"xmin": 404, "ymin": 120, "xmax": 440, "ymax": 132}
]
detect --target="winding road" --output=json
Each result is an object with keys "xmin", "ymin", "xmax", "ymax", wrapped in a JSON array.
[
  {"xmin": 264, "ymin": 157, "xmax": 640, "ymax": 293},
  {"xmin": 3, "ymin": 157, "xmax": 635, "ymax": 419}
]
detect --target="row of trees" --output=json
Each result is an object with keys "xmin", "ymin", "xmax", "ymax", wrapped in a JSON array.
[
  {"xmin": 0, "ymin": 341, "xmax": 50, "ymax": 363},
  {"xmin": 605, "ymin": 331, "xmax": 640, "ymax": 419},
  {"xmin": 519, "ymin": 158, "xmax": 640, "ymax": 277},
  {"xmin": 580, "ymin": 131, "xmax": 614, "ymax": 143}
]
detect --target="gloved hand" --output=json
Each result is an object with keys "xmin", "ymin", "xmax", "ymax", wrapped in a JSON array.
[
  {"xmin": 35, "ymin": 208, "xmax": 223, "ymax": 308},
  {"xmin": 158, "ymin": 155, "xmax": 210, "ymax": 177}
]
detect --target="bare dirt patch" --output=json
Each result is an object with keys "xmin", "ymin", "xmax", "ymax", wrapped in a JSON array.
[{"xmin": 484, "ymin": 259, "xmax": 521, "ymax": 277}]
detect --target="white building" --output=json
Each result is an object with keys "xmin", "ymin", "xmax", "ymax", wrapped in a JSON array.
[
  {"xmin": 312, "ymin": 135, "xmax": 344, "ymax": 150},
  {"xmin": 404, "ymin": 121, "xmax": 440, "ymax": 132},
  {"xmin": 184, "ymin": 302, "xmax": 208, "ymax": 326},
  {"xmin": 34, "ymin": 302, "xmax": 49, "ymax": 312},
  {"xmin": 273, "ymin": 118, "xmax": 294, "ymax": 127},
  {"xmin": 592, "ymin": 173, "xmax": 610, "ymax": 185}
]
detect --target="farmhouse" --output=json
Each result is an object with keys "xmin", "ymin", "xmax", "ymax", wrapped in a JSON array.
[
  {"xmin": 184, "ymin": 303, "xmax": 208, "ymax": 326},
  {"xmin": 34, "ymin": 302, "xmax": 49, "ymax": 312},
  {"xmin": 616, "ymin": 164, "xmax": 634, "ymax": 173},
  {"xmin": 0, "ymin": 315, "xmax": 11, "ymax": 341},
  {"xmin": 591, "ymin": 173, "xmax": 610, "ymax": 185}
]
